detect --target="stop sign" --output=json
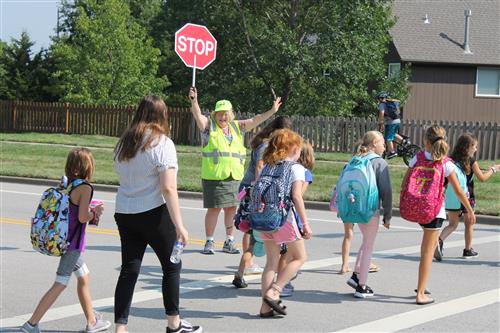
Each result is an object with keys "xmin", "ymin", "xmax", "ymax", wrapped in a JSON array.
[{"xmin": 175, "ymin": 23, "xmax": 217, "ymax": 70}]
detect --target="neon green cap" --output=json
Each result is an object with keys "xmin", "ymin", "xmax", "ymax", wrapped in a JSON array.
[{"xmin": 214, "ymin": 100, "xmax": 233, "ymax": 112}]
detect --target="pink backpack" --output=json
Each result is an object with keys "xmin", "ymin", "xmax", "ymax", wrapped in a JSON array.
[{"xmin": 400, "ymin": 152, "xmax": 449, "ymax": 224}]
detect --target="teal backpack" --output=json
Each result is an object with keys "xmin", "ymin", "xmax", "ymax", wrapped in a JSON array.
[
  {"xmin": 445, "ymin": 162, "xmax": 468, "ymax": 210},
  {"xmin": 335, "ymin": 153, "xmax": 380, "ymax": 223}
]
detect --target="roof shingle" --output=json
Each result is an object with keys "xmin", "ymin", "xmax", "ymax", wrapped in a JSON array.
[{"xmin": 391, "ymin": 0, "xmax": 500, "ymax": 65}]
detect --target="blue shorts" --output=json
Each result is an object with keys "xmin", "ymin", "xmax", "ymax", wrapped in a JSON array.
[{"xmin": 384, "ymin": 123, "xmax": 400, "ymax": 142}]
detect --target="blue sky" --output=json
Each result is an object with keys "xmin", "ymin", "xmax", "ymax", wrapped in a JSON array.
[{"xmin": 0, "ymin": 0, "xmax": 59, "ymax": 51}]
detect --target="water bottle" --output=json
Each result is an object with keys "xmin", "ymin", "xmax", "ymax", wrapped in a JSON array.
[
  {"xmin": 348, "ymin": 193, "xmax": 356, "ymax": 204},
  {"xmin": 170, "ymin": 240, "xmax": 184, "ymax": 264}
]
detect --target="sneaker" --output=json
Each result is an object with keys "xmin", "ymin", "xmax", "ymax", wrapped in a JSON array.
[
  {"xmin": 202, "ymin": 240, "xmax": 215, "ymax": 255},
  {"xmin": 354, "ymin": 285, "xmax": 374, "ymax": 298},
  {"xmin": 347, "ymin": 272, "xmax": 359, "ymax": 289},
  {"xmin": 244, "ymin": 264, "xmax": 264, "ymax": 275},
  {"xmin": 222, "ymin": 239, "xmax": 240, "ymax": 254},
  {"xmin": 387, "ymin": 151, "xmax": 398, "ymax": 159},
  {"xmin": 281, "ymin": 282, "xmax": 294, "ymax": 297},
  {"xmin": 232, "ymin": 273, "xmax": 248, "ymax": 288},
  {"xmin": 20, "ymin": 321, "xmax": 40, "ymax": 333},
  {"xmin": 434, "ymin": 238, "xmax": 444, "ymax": 262},
  {"xmin": 85, "ymin": 314, "xmax": 111, "ymax": 333},
  {"xmin": 166, "ymin": 319, "xmax": 202, "ymax": 333},
  {"xmin": 462, "ymin": 248, "xmax": 478, "ymax": 258}
]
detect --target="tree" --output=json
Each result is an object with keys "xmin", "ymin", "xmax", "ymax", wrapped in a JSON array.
[
  {"xmin": 156, "ymin": 0, "xmax": 397, "ymax": 116},
  {"xmin": 0, "ymin": 32, "xmax": 35, "ymax": 100},
  {"xmin": 52, "ymin": 0, "xmax": 168, "ymax": 105}
]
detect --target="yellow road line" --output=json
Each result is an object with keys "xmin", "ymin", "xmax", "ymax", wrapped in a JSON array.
[{"xmin": 0, "ymin": 217, "xmax": 237, "ymax": 248}]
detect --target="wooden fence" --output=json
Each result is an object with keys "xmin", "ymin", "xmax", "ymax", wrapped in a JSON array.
[{"xmin": 1, "ymin": 100, "xmax": 499, "ymax": 160}]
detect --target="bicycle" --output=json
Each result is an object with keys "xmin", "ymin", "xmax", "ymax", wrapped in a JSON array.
[{"xmin": 394, "ymin": 134, "xmax": 422, "ymax": 166}]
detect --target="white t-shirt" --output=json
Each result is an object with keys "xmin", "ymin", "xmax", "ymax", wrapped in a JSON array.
[
  {"xmin": 286, "ymin": 163, "xmax": 305, "ymax": 223},
  {"xmin": 408, "ymin": 151, "xmax": 455, "ymax": 219},
  {"xmin": 114, "ymin": 134, "xmax": 178, "ymax": 214}
]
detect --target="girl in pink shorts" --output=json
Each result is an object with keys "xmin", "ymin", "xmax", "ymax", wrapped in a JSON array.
[{"xmin": 257, "ymin": 129, "xmax": 312, "ymax": 318}]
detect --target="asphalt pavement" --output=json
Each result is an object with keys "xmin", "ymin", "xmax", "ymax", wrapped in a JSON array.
[{"xmin": 1, "ymin": 180, "xmax": 499, "ymax": 333}]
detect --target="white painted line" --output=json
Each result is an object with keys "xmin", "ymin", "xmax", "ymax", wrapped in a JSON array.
[
  {"xmin": 2, "ymin": 234, "xmax": 499, "ymax": 328},
  {"xmin": 338, "ymin": 288, "xmax": 500, "ymax": 333}
]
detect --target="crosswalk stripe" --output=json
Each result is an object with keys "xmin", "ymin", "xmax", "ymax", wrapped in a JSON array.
[{"xmin": 1, "ymin": 234, "xmax": 499, "ymax": 329}]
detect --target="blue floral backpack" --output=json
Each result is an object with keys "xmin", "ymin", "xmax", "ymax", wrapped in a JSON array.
[
  {"xmin": 30, "ymin": 176, "xmax": 86, "ymax": 256},
  {"xmin": 249, "ymin": 161, "xmax": 296, "ymax": 233}
]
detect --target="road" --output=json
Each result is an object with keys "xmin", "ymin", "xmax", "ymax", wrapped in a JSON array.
[{"xmin": 1, "ymin": 181, "xmax": 499, "ymax": 332}]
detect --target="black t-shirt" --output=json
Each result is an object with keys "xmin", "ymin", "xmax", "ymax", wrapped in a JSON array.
[{"xmin": 466, "ymin": 157, "xmax": 475, "ymax": 199}]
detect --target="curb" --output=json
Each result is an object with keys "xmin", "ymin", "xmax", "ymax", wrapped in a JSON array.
[{"xmin": 2, "ymin": 175, "xmax": 499, "ymax": 226}]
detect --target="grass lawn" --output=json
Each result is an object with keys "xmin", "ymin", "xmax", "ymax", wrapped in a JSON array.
[{"xmin": 1, "ymin": 132, "xmax": 499, "ymax": 216}]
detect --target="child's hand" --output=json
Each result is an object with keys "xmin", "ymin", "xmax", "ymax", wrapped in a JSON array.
[
  {"xmin": 302, "ymin": 224, "xmax": 312, "ymax": 239},
  {"xmin": 93, "ymin": 203, "xmax": 104, "ymax": 217},
  {"xmin": 465, "ymin": 211, "xmax": 476, "ymax": 225},
  {"xmin": 491, "ymin": 164, "xmax": 500, "ymax": 173}
]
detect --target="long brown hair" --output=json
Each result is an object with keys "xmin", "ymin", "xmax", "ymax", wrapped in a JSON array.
[
  {"xmin": 250, "ymin": 116, "xmax": 292, "ymax": 150},
  {"xmin": 450, "ymin": 133, "xmax": 477, "ymax": 174},
  {"xmin": 114, "ymin": 96, "xmax": 170, "ymax": 162},
  {"xmin": 425, "ymin": 125, "xmax": 448, "ymax": 161},
  {"xmin": 65, "ymin": 147, "xmax": 95, "ymax": 181}
]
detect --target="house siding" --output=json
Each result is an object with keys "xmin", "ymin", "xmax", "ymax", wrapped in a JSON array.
[{"xmin": 403, "ymin": 64, "xmax": 500, "ymax": 123}]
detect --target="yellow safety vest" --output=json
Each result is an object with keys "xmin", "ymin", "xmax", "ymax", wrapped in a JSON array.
[{"xmin": 201, "ymin": 119, "xmax": 246, "ymax": 180}]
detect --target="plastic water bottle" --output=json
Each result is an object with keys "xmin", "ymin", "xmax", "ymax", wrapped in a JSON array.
[
  {"xmin": 170, "ymin": 241, "xmax": 184, "ymax": 264},
  {"xmin": 348, "ymin": 193, "xmax": 356, "ymax": 204}
]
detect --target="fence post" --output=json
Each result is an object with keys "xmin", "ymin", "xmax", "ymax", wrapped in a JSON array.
[
  {"xmin": 65, "ymin": 103, "xmax": 70, "ymax": 133},
  {"xmin": 12, "ymin": 101, "xmax": 17, "ymax": 130}
]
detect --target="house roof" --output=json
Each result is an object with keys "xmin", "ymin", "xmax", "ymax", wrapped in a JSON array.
[{"xmin": 391, "ymin": 0, "xmax": 500, "ymax": 65}]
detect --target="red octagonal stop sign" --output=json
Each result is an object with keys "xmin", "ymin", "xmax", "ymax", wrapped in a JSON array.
[{"xmin": 175, "ymin": 23, "xmax": 217, "ymax": 70}]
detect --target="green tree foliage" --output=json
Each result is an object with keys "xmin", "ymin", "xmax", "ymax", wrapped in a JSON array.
[
  {"xmin": 0, "ymin": 32, "xmax": 59, "ymax": 101},
  {"xmin": 52, "ymin": 0, "xmax": 168, "ymax": 105},
  {"xmin": 155, "ymin": 0, "xmax": 398, "ymax": 116}
]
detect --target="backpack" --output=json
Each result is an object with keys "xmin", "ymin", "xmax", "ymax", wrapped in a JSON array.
[
  {"xmin": 30, "ymin": 177, "xmax": 86, "ymax": 256},
  {"xmin": 445, "ymin": 162, "xmax": 468, "ymax": 210},
  {"xmin": 335, "ymin": 153, "xmax": 380, "ymax": 223},
  {"xmin": 384, "ymin": 99, "xmax": 400, "ymax": 119},
  {"xmin": 234, "ymin": 185, "xmax": 252, "ymax": 233},
  {"xmin": 249, "ymin": 161, "xmax": 296, "ymax": 233},
  {"xmin": 400, "ymin": 152, "xmax": 449, "ymax": 224}
]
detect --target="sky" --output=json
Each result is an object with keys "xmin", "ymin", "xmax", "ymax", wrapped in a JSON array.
[{"xmin": 0, "ymin": 0, "xmax": 59, "ymax": 51}]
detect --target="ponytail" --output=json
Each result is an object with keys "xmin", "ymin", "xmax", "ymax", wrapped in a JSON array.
[
  {"xmin": 425, "ymin": 125, "xmax": 448, "ymax": 161},
  {"xmin": 355, "ymin": 131, "xmax": 383, "ymax": 156}
]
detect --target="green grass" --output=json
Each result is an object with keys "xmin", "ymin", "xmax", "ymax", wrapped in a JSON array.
[{"xmin": 1, "ymin": 132, "xmax": 499, "ymax": 216}]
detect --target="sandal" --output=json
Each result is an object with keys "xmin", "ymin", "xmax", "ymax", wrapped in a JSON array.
[
  {"xmin": 369, "ymin": 263, "xmax": 379, "ymax": 273},
  {"xmin": 263, "ymin": 284, "xmax": 287, "ymax": 315},
  {"xmin": 259, "ymin": 310, "xmax": 275, "ymax": 318}
]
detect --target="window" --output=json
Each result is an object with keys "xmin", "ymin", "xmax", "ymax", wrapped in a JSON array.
[
  {"xmin": 476, "ymin": 67, "xmax": 500, "ymax": 97},
  {"xmin": 388, "ymin": 63, "xmax": 401, "ymax": 79}
]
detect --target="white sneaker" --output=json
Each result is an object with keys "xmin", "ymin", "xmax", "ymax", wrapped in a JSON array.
[
  {"xmin": 85, "ymin": 311, "xmax": 111, "ymax": 333},
  {"xmin": 20, "ymin": 321, "xmax": 41, "ymax": 333},
  {"xmin": 244, "ymin": 264, "xmax": 264, "ymax": 275}
]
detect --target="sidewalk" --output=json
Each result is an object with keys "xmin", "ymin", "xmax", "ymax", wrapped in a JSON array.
[{"xmin": 2, "ymin": 175, "xmax": 499, "ymax": 225}]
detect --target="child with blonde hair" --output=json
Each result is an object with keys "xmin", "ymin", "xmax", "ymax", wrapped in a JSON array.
[
  {"xmin": 337, "ymin": 131, "xmax": 392, "ymax": 298},
  {"xmin": 401, "ymin": 125, "xmax": 476, "ymax": 305}
]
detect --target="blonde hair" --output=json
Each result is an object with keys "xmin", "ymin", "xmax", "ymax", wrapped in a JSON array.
[
  {"xmin": 355, "ymin": 131, "xmax": 383, "ymax": 156},
  {"xmin": 425, "ymin": 125, "xmax": 448, "ymax": 161},
  {"xmin": 210, "ymin": 109, "xmax": 235, "ymax": 122},
  {"xmin": 298, "ymin": 141, "xmax": 315, "ymax": 170},
  {"xmin": 65, "ymin": 147, "xmax": 95, "ymax": 181},
  {"xmin": 263, "ymin": 129, "xmax": 303, "ymax": 165}
]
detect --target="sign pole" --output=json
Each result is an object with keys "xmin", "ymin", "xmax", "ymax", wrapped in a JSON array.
[{"xmin": 192, "ymin": 55, "xmax": 197, "ymax": 87}]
